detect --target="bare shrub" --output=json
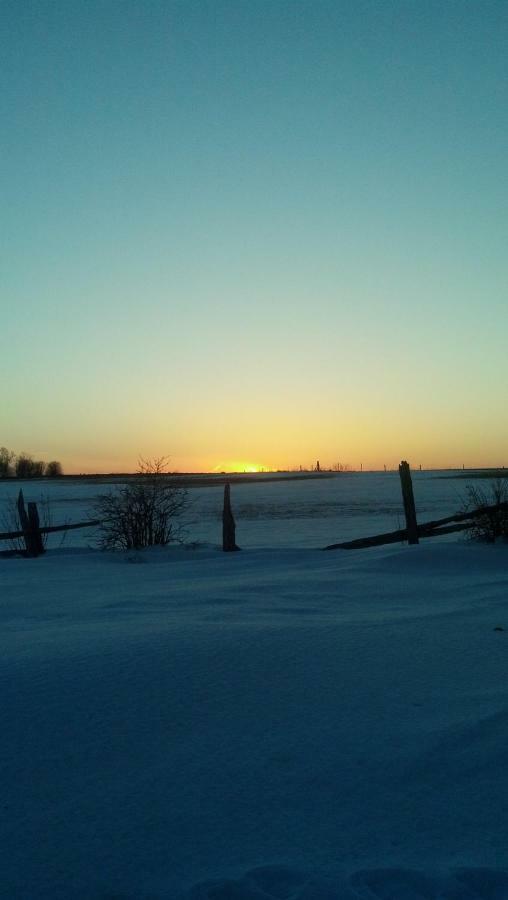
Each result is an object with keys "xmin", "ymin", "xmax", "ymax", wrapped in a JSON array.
[
  {"xmin": 15, "ymin": 454, "xmax": 35, "ymax": 478},
  {"xmin": 94, "ymin": 457, "xmax": 188, "ymax": 551},
  {"xmin": 14, "ymin": 454, "xmax": 46, "ymax": 477},
  {"xmin": 462, "ymin": 479, "xmax": 508, "ymax": 543},
  {"xmin": 46, "ymin": 460, "xmax": 63, "ymax": 477},
  {"xmin": 0, "ymin": 448, "xmax": 15, "ymax": 477}
]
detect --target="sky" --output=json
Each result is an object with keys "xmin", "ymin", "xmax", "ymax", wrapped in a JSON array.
[{"xmin": 2, "ymin": 0, "xmax": 507, "ymax": 473}]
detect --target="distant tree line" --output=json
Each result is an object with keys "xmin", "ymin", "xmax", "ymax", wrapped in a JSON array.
[{"xmin": 0, "ymin": 448, "xmax": 63, "ymax": 478}]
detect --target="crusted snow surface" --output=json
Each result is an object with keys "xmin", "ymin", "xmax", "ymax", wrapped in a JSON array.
[{"xmin": 1, "ymin": 541, "xmax": 508, "ymax": 898}]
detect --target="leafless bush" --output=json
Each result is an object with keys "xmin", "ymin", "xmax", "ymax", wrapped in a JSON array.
[
  {"xmin": 0, "ymin": 447, "xmax": 15, "ymax": 477},
  {"xmin": 462, "ymin": 479, "xmax": 508, "ymax": 543},
  {"xmin": 0, "ymin": 450, "xmax": 63, "ymax": 479},
  {"xmin": 94, "ymin": 457, "xmax": 188, "ymax": 551},
  {"xmin": 46, "ymin": 460, "xmax": 63, "ymax": 477},
  {"xmin": 15, "ymin": 454, "xmax": 46, "ymax": 478}
]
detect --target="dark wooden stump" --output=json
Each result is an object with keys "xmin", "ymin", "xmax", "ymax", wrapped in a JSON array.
[
  {"xmin": 222, "ymin": 482, "xmax": 240, "ymax": 551},
  {"xmin": 17, "ymin": 490, "xmax": 44, "ymax": 556},
  {"xmin": 399, "ymin": 460, "xmax": 419, "ymax": 545},
  {"xmin": 28, "ymin": 502, "xmax": 45, "ymax": 555}
]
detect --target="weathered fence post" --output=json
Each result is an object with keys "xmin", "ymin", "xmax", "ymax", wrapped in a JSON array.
[
  {"xmin": 28, "ymin": 502, "xmax": 45, "ymax": 555},
  {"xmin": 399, "ymin": 460, "xmax": 419, "ymax": 545},
  {"xmin": 17, "ymin": 490, "xmax": 44, "ymax": 557},
  {"xmin": 222, "ymin": 482, "xmax": 240, "ymax": 551}
]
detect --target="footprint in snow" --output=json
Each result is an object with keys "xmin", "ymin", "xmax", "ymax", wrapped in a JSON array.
[
  {"xmin": 349, "ymin": 866, "xmax": 508, "ymax": 899},
  {"xmin": 244, "ymin": 866, "xmax": 342, "ymax": 898},
  {"xmin": 184, "ymin": 865, "xmax": 508, "ymax": 899},
  {"xmin": 185, "ymin": 878, "xmax": 268, "ymax": 898},
  {"xmin": 185, "ymin": 865, "xmax": 343, "ymax": 899},
  {"xmin": 451, "ymin": 867, "xmax": 508, "ymax": 899},
  {"xmin": 349, "ymin": 867, "xmax": 438, "ymax": 899}
]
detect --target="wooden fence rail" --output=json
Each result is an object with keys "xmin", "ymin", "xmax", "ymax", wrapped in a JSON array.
[
  {"xmin": 0, "ymin": 520, "xmax": 102, "ymax": 542},
  {"xmin": 0, "ymin": 491, "xmax": 103, "ymax": 556},
  {"xmin": 2, "ymin": 473, "xmax": 507, "ymax": 557},
  {"xmin": 324, "ymin": 462, "xmax": 508, "ymax": 551},
  {"xmin": 324, "ymin": 501, "xmax": 508, "ymax": 550}
]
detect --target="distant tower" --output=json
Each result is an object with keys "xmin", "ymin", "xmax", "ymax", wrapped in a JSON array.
[{"xmin": 316, "ymin": 460, "xmax": 320, "ymax": 472}]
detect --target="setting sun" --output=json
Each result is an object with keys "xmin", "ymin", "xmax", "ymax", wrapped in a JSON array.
[{"xmin": 213, "ymin": 461, "xmax": 266, "ymax": 474}]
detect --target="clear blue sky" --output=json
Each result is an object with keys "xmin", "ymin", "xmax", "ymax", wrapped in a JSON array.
[{"xmin": 2, "ymin": 0, "xmax": 507, "ymax": 472}]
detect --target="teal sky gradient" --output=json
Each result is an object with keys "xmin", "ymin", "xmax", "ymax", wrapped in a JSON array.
[{"xmin": 2, "ymin": 0, "xmax": 507, "ymax": 471}]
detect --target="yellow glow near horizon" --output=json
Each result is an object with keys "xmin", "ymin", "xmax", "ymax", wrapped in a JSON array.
[{"xmin": 213, "ymin": 461, "xmax": 266, "ymax": 474}]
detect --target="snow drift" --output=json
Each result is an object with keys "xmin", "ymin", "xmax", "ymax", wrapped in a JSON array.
[{"xmin": 1, "ymin": 541, "xmax": 508, "ymax": 898}]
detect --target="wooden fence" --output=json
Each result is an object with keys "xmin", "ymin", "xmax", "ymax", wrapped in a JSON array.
[
  {"xmin": 325, "ymin": 460, "xmax": 508, "ymax": 549},
  {"xmin": 1, "ymin": 466, "xmax": 506, "ymax": 557},
  {"xmin": 0, "ymin": 490, "xmax": 101, "ymax": 557}
]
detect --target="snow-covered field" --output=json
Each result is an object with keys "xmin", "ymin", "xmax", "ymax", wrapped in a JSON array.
[
  {"xmin": 2, "ymin": 474, "xmax": 508, "ymax": 898},
  {"xmin": 0, "ymin": 471, "xmax": 471, "ymax": 550}
]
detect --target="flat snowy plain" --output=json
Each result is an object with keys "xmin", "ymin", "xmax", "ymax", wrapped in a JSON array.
[
  {"xmin": 2, "ymin": 473, "xmax": 508, "ymax": 898},
  {"xmin": 0, "ymin": 469, "xmax": 475, "ymax": 550}
]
